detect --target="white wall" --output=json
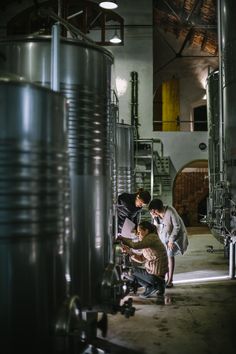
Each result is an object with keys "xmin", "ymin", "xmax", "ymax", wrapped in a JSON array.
[
  {"xmin": 105, "ymin": 0, "xmax": 216, "ymax": 202},
  {"xmin": 152, "ymin": 131, "xmax": 208, "ymax": 173},
  {"xmin": 107, "ymin": 0, "xmax": 153, "ymax": 130}
]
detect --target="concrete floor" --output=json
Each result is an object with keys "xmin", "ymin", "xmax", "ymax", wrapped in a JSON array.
[{"xmin": 96, "ymin": 227, "xmax": 236, "ymax": 354}]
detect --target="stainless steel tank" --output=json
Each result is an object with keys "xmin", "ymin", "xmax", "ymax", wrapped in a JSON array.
[
  {"xmin": 0, "ymin": 77, "xmax": 69, "ymax": 350},
  {"xmin": 219, "ymin": 0, "xmax": 236, "ymax": 205},
  {"xmin": 0, "ymin": 36, "xmax": 114, "ymax": 309},
  {"xmin": 206, "ymin": 70, "xmax": 220, "ymax": 221},
  {"xmin": 217, "ymin": 0, "xmax": 236, "ymax": 276},
  {"xmin": 116, "ymin": 123, "xmax": 135, "ymax": 196}
]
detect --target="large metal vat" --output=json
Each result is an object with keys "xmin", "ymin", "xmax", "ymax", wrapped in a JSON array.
[
  {"xmin": 218, "ymin": 0, "xmax": 236, "ymax": 275},
  {"xmin": 0, "ymin": 36, "xmax": 115, "ymax": 309},
  {"xmin": 219, "ymin": 0, "xmax": 236, "ymax": 205},
  {"xmin": 204, "ymin": 0, "xmax": 236, "ymax": 274},
  {"xmin": 116, "ymin": 123, "xmax": 135, "ymax": 195},
  {"xmin": 0, "ymin": 77, "xmax": 69, "ymax": 351},
  {"xmin": 206, "ymin": 69, "xmax": 222, "ymax": 234}
]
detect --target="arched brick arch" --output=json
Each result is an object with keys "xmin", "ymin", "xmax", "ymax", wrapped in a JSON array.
[{"xmin": 173, "ymin": 159, "xmax": 208, "ymax": 226}]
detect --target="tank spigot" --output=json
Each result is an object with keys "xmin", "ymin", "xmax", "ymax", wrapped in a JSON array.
[{"xmin": 119, "ymin": 297, "xmax": 135, "ymax": 318}]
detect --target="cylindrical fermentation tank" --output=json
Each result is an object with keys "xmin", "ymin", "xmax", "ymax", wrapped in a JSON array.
[
  {"xmin": 116, "ymin": 123, "xmax": 135, "ymax": 196},
  {"xmin": 0, "ymin": 77, "xmax": 70, "ymax": 351},
  {"xmin": 0, "ymin": 36, "xmax": 116, "ymax": 309},
  {"xmin": 217, "ymin": 0, "xmax": 236, "ymax": 240},
  {"xmin": 206, "ymin": 70, "xmax": 221, "ymax": 230},
  {"xmin": 219, "ymin": 0, "xmax": 236, "ymax": 207}
]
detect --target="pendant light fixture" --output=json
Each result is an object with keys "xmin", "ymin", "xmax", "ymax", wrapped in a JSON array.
[
  {"xmin": 99, "ymin": 1, "xmax": 118, "ymax": 10},
  {"xmin": 110, "ymin": 29, "xmax": 122, "ymax": 44}
]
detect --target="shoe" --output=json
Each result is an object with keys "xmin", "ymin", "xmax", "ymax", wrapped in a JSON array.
[
  {"xmin": 165, "ymin": 282, "xmax": 174, "ymax": 288},
  {"xmin": 156, "ymin": 279, "xmax": 166, "ymax": 296},
  {"xmin": 139, "ymin": 286, "xmax": 157, "ymax": 299},
  {"xmin": 139, "ymin": 286, "xmax": 150, "ymax": 297},
  {"xmin": 156, "ymin": 294, "xmax": 165, "ymax": 305},
  {"xmin": 129, "ymin": 279, "xmax": 139, "ymax": 294},
  {"xmin": 156, "ymin": 285, "xmax": 165, "ymax": 296}
]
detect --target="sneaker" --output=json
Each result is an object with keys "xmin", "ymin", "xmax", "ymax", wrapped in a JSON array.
[
  {"xmin": 156, "ymin": 280, "xmax": 166, "ymax": 296},
  {"xmin": 166, "ymin": 282, "xmax": 174, "ymax": 288},
  {"xmin": 139, "ymin": 286, "xmax": 157, "ymax": 299},
  {"xmin": 156, "ymin": 286, "xmax": 165, "ymax": 296},
  {"xmin": 139, "ymin": 286, "xmax": 151, "ymax": 297}
]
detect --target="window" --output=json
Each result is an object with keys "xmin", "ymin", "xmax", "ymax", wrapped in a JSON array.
[{"xmin": 193, "ymin": 105, "xmax": 207, "ymax": 131}]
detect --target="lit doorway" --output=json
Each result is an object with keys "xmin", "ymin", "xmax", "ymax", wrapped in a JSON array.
[
  {"xmin": 173, "ymin": 160, "xmax": 228, "ymax": 284},
  {"xmin": 173, "ymin": 160, "xmax": 208, "ymax": 226}
]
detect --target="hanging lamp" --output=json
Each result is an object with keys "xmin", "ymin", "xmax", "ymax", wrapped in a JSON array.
[
  {"xmin": 99, "ymin": 1, "xmax": 118, "ymax": 10},
  {"xmin": 110, "ymin": 30, "xmax": 121, "ymax": 44}
]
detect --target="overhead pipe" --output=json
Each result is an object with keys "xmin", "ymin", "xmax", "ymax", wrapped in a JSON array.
[{"xmin": 51, "ymin": 23, "xmax": 60, "ymax": 92}]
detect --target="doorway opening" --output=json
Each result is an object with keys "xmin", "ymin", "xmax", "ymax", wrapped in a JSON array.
[{"xmin": 173, "ymin": 160, "xmax": 208, "ymax": 226}]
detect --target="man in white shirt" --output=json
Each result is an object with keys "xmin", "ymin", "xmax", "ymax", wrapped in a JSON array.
[{"xmin": 149, "ymin": 199, "xmax": 189, "ymax": 288}]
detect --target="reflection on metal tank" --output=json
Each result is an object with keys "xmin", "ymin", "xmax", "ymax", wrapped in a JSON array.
[
  {"xmin": 216, "ymin": 0, "xmax": 236, "ymax": 277},
  {"xmin": 205, "ymin": 0, "xmax": 236, "ymax": 265},
  {"xmin": 0, "ymin": 78, "xmax": 69, "ymax": 350},
  {"xmin": 0, "ymin": 36, "xmax": 114, "ymax": 309},
  {"xmin": 220, "ymin": 0, "xmax": 236, "ymax": 206},
  {"xmin": 206, "ymin": 70, "xmax": 222, "ymax": 230},
  {"xmin": 116, "ymin": 123, "xmax": 135, "ymax": 195}
]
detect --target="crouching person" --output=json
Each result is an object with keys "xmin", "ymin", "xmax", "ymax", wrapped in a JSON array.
[{"xmin": 117, "ymin": 221, "xmax": 168, "ymax": 299}]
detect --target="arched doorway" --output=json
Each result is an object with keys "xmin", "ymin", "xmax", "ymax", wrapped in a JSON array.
[{"xmin": 173, "ymin": 160, "xmax": 208, "ymax": 226}]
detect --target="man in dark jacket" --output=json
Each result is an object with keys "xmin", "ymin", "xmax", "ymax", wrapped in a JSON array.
[{"xmin": 117, "ymin": 189, "xmax": 151, "ymax": 234}]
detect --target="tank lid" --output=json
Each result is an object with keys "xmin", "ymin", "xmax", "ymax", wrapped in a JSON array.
[{"xmin": 0, "ymin": 35, "xmax": 114, "ymax": 63}]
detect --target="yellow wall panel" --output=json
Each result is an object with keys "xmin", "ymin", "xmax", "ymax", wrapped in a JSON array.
[{"xmin": 162, "ymin": 79, "xmax": 180, "ymax": 131}]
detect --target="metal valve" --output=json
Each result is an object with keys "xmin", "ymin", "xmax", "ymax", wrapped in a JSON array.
[{"xmin": 119, "ymin": 297, "xmax": 135, "ymax": 318}]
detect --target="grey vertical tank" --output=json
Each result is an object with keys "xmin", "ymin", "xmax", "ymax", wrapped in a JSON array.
[
  {"xmin": 217, "ymin": 0, "xmax": 236, "ymax": 277},
  {"xmin": 206, "ymin": 69, "xmax": 220, "ymax": 218},
  {"xmin": 0, "ymin": 36, "xmax": 114, "ymax": 309},
  {"xmin": 219, "ymin": 0, "xmax": 236, "ymax": 205},
  {"xmin": 218, "ymin": 0, "xmax": 236, "ymax": 243},
  {"xmin": 0, "ymin": 77, "xmax": 69, "ymax": 351},
  {"xmin": 116, "ymin": 123, "xmax": 135, "ymax": 196}
]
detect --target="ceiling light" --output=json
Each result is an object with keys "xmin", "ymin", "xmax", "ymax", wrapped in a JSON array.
[
  {"xmin": 110, "ymin": 30, "xmax": 121, "ymax": 44},
  {"xmin": 99, "ymin": 1, "xmax": 118, "ymax": 10}
]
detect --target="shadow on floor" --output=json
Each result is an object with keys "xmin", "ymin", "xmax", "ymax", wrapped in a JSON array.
[{"xmin": 80, "ymin": 337, "xmax": 144, "ymax": 354}]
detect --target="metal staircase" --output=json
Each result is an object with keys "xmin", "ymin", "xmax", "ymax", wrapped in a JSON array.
[{"xmin": 134, "ymin": 139, "xmax": 171, "ymax": 200}]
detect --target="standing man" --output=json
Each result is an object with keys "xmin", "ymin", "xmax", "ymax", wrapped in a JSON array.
[
  {"xmin": 149, "ymin": 199, "xmax": 188, "ymax": 288},
  {"xmin": 117, "ymin": 189, "xmax": 151, "ymax": 235}
]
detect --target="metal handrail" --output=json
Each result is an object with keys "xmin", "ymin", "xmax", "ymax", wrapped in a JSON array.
[{"xmin": 39, "ymin": 7, "xmax": 96, "ymax": 44}]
